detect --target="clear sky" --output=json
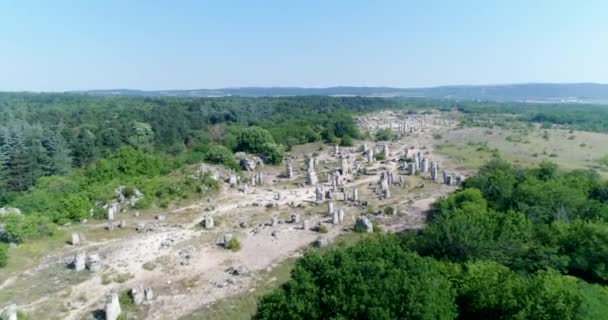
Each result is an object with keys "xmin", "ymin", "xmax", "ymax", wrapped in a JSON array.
[{"xmin": 1, "ymin": 0, "xmax": 607, "ymax": 91}]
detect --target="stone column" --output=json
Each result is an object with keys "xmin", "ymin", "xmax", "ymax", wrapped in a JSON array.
[{"xmin": 105, "ymin": 289, "xmax": 122, "ymax": 320}]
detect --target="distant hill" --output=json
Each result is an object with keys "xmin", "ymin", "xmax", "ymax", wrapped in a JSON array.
[{"xmin": 75, "ymin": 83, "xmax": 608, "ymax": 103}]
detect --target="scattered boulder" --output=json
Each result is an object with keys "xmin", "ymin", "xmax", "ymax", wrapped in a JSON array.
[
  {"xmin": 290, "ymin": 213, "xmax": 300, "ymax": 224},
  {"xmin": 130, "ymin": 284, "xmax": 145, "ymax": 305},
  {"xmin": 0, "ymin": 207, "xmax": 21, "ymax": 216},
  {"xmin": 155, "ymin": 215, "xmax": 166, "ymax": 221},
  {"xmin": 86, "ymin": 253, "xmax": 102, "ymax": 272},
  {"xmin": 201, "ymin": 216, "xmax": 214, "ymax": 229}
]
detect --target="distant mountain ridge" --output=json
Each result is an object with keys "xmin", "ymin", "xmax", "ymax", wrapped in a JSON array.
[{"xmin": 74, "ymin": 83, "xmax": 608, "ymax": 103}]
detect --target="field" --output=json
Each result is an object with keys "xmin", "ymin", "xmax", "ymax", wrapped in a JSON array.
[{"xmin": 435, "ymin": 126, "xmax": 608, "ymax": 175}]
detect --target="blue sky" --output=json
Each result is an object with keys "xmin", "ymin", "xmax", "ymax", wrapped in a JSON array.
[{"xmin": 1, "ymin": 0, "xmax": 607, "ymax": 91}]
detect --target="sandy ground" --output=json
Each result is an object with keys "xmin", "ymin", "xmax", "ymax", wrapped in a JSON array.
[{"xmin": 0, "ymin": 110, "xmax": 464, "ymax": 320}]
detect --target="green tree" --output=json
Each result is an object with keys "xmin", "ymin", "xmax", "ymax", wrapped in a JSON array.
[{"xmin": 236, "ymin": 126, "xmax": 275, "ymax": 153}]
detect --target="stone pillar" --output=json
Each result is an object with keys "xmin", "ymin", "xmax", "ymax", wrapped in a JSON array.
[
  {"xmin": 285, "ymin": 160, "xmax": 294, "ymax": 178},
  {"xmin": 315, "ymin": 186, "xmax": 325, "ymax": 202},
  {"xmin": 332, "ymin": 210, "xmax": 340, "ymax": 224},
  {"xmin": 383, "ymin": 144, "xmax": 390, "ymax": 157},
  {"xmin": 334, "ymin": 144, "xmax": 339, "ymax": 155},
  {"xmin": 86, "ymin": 253, "xmax": 102, "ymax": 272},
  {"xmin": 223, "ymin": 233, "xmax": 233, "ymax": 248},
  {"xmin": 353, "ymin": 188, "xmax": 359, "ymax": 202},
  {"xmin": 338, "ymin": 208, "xmax": 345, "ymax": 223},
  {"xmin": 302, "ymin": 219, "xmax": 310, "ymax": 231},
  {"xmin": 340, "ymin": 157, "xmax": 349, "ymax": 175},
  {"xmin": 271, "ymin": 216, "xmax": 278, "ymax": 227},
  {"xmin": 308, "ymin": 157, "xmax": 315, "ymax": 171},
  {"xmin": 307, "ymin": 169, "xmax": 318, "ymax": 185},
  {"xmin": 203, "ymin": 215, "xmax": 214, "ymax": 229},
  {"xmin": 328, "ymin": 201, "xmax": 335, "ymax": 215},
  {"xmin": 74, "ymin": 252, "xmax": 86, "ymax": 271},
  {"xmin": 71, "ymin": 233, "xmax": 81, "ymax": 246},
  {"xmin": 408, "ymin": 162, "xmax": 416, "ymax": 176},
  {"xmin": 422, "ymin": 158, "xmax": 429, "ymax": 173},
  {"xmin": 367, "ymin": 149, "xmax": 374, "ymax": 163},
  {"xmin": 104, "ymin": 289, "xmax": 122, "ymax": 320},
  {"xmin": 107, "ymin": 202, "xmax": 118, "ymax": 221},
  {"xmin": 384, "ymin": 188, "xmax": 391, "ymax": 199},
  {"xmin": 131, "ymin": 284, "xmax": 145, "ymax": 305}
]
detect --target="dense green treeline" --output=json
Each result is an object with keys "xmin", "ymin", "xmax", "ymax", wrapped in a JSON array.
[
  {"xmin": 255, "ymin": 160, "xmax": 608, "ymax": 319},
  {"xmin": 0, "ymin": 93, "xmax": 399, "ymax": 195},
  {"xmin": 457, "ymin": 101, "xmax": 608, "ymax": 132}
]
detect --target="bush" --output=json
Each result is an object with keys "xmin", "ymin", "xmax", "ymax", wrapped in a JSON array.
[
  {"xmin": 375, "ymin": 128, "xmax": 398, "ymax": 141},
  {"xmin": 316, "ymin": 224, "xmax": 329, "ymax": 234},
  {"xmin": 1, "ymin": 213, "xmax": 56, "ymax": 243},
  {"xmin": 261, "ymin": 143, "xmax": 284, "ymax": 165},
  {"xmin": 0, "ymin": 243, "xmax": 8, "ymax": 268},
  {"xmin": 203, "ymin": 144, "xmax": 239, "ymax": 169},
  {"xmin": 227, "ymin": 237, "xmax": 241, "ymax": 251},
  {"xmin": 340, "ymin": 135, "xmax": 354, "ymax": 147}
]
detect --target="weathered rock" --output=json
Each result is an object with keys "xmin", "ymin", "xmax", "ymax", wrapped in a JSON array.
[
  {"xmin": 106, "ymin": 202, "xmax": 118, "ymax": 221},
  {"xmin": 313, "ymin": 238, "xmax": 329, "ymax": 248},
  {"xmin": 144, "ymin": 288, "xmax": 154, "ymax": 301},
  {"xmin": 130, "ymin": 284, "xmax": 145, "ymax": 305},
  {"xmin": 332, "ymin": 210, "xmax": 340, "ymax": 224},
  {"xmin": 271, "ymin": 216, "xmax": 278, "ymax": 227},
  {"xmin": 202, "ymin": 215, "xmax": 214, "ymax": 229},
  {"xmin": 228, "ymin": 174, "xmax": 238, "ymax": 187},
  {"xmin": 340, "ymin": 157, "xmax": 349, "ymax": 175},
  {"xmin": 71, "ymin": 233, "xmax": 81, "ymax": 246},
  {"xmin": 290, "ymin": 213, "xmax": 300, "ymax": 224},
  {"xmin": 355, "ymin": 216, "xmax": 373, "ymax": 233},
  {"xmin": 223, "ymin": 233, "xmax": 233, "ymax": 248},
  {"xmin": 104, "ymin": 289, "xmax": 121, "ymax": 320},
  {"xmin": 306, "ymin": 169, "xmax": 318, "ymax": 185},
  {"xmin": 0, "ymin": 304, "xmax": 17, "ymax": 320},
  {"xmin": 86, "ymin": 253, "xmax": 102, "ymax": 272},
  {"xmin": 285, "ymin": 160, "xmax": 294, "ymax": 178},
  {"xmin": 302, "ymin": 219, "xmax": 310, "ymax": 231},
  {"xmin": 136, "ymin": 223, "xmax": 146, "ymax": 232},
  {"xmin": 0, "ymin": 207, "xmax": 21, "ymax": 216},
  {"xmin": 315, "ymin": 186, "xmax": 324, "ymax": 202},
  {"xmin": 73, "ymin": 251, "xmax": 86, "ymax": 271}
]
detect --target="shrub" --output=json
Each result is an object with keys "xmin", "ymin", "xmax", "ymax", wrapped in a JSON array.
[
  {"xmin": 316, "ymin": 224, "xmax": 329, "ymax": 234},
  {"xmin": 227, "ymin": 237, "xmax": 241, "ymax": 251},
  {"xmin": 0, "ymin": 243, "xmax": 8, "ymax": 268},
  {"xmin": 340, "ymin": 135, "xmax": 354, "ymax": 147}
]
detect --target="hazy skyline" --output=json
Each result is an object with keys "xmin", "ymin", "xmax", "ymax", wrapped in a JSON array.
[{"xmin": 1, "ymin": 0, "xmax": 607, "ymax": 91}]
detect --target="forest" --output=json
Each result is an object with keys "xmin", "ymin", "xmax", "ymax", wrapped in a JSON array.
[{"xmin": 255, "ymin": 160, "xmax": 608, "ymax": 319}]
